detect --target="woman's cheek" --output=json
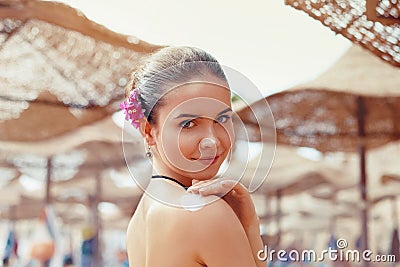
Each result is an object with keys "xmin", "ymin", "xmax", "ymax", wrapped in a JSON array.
[
  {"xmin": 178, "ymin": 131, "xmax": 200, "ymax": 157},
  {"xmin": 159, "ymin": 126, "xmax": 180, "ymax": 154},
  {"xmin": 217, "ymin": 123, "xmax": 234, "ymax": 146}
]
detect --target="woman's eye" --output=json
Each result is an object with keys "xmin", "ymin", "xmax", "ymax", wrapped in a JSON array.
[
  {"xmin": 215, "ymin": 115, "xmax": 231, "ymax": 124},
  {"xmin": 179, "ymin": 120, "xmax": 195, "ymax": 129}
]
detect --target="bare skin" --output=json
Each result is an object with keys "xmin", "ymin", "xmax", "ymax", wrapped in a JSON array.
[
  {"xmin": 126, "ymin": 179, "xmax": 258, "ymax": 267},
  {"xmin": 188, "ymin": 178, "xmax": 268, "ymax": 267}
]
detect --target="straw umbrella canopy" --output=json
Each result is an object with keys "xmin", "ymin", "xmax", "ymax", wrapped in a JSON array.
[
  {"xmin": 0, "ymin": 115, "xmax": 124, "ymax": 156},
  {"xmin": 0, "ymin": 0, "xmax": 161, "ymax": 143},
  {"xmin": 226, "ymin": 143, "xmax": 356, "ymax": 196},
  {"xmin": 0, "ymin": 0, "xmax": 157, "ymax": 230},
  {"xmin": 0, "ymin": 139, "xmax": 143, "ymax": 208},
  {"xmin": 0, "ymin": 171, "xmax": 142, "ymax": 224},
  {"xmin": 0, "ymin": 140, "xmax": 144, "ymax": 265},
  {"xmin": 236, "ymin": 45, "xmax": 400, "ymax": 264},
  {"xmin": 237, "ymin": 45, "xmax": 400, "ymax": 151},
  {"xmin": 0, "ymin": 168, "xmax": 22, "ymax": 210},
  {"xmin": 0, "ymin": 1, "xmax": 159, "ymax": 264},
  {"xmin": 228, "ymin": 143, "xmax": 357, "ymax": 247},
  {"xmin": 284, "ymin": 0, "xmax": 400, "ymax": 68}
]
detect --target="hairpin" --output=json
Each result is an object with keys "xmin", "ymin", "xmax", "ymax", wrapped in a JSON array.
[{"xmin": 120, "ymin": 88, "xmax": 146, "ymax": 129}]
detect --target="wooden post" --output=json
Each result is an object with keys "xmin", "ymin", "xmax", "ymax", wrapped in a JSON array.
[
  {"xmin": 392, "ymin": 197, "xmax": 399, "ymax": 230},
  {"xmin": 357, "ymin": 96, "xmax": 369, "ymax": 267},
  {"xmin": 45, "ymin": 157, "xmax": 52, "ymax": 205},
  {"xmin": 93, "ymin": 173, "xmax": 102, "ymax": 267},
  {"xmin": 276, "ymin": 189, "xmax": 282, "ymax": 248}
]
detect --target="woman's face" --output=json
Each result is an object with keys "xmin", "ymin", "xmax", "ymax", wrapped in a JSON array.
[{"xmin": 149, "ymin": 79, "xmax": 234, "ymax": 181}]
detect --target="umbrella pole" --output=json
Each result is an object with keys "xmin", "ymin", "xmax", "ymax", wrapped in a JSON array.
[
  {"xmin": 93, "ymin": 173, "xmax": 102, "ymax": 267},
  {"xmin": 357, "ymin": 96, "xmax": 369, "ymax": 267},
  {"xmin": 359, "ymin": 146, "xmax": 369, "ymax": 247},
  {"xmin": 392, "ymin": 197, "xmax": 399, "ymax": 230},
  {"xmin": 45, "ymin": 157, "xmax": 52, "ymax": 205},
  {"xmin": 276, "ymin": 189, "xmax": 282, "ymax": 248}
]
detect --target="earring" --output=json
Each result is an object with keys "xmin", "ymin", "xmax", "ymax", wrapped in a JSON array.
[{"xmin": 145, "ymin": 144, "xmax": 152, "ymax": 159}]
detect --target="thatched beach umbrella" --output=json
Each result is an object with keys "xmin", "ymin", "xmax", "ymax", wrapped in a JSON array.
[
  {"xmin": 0, "ymin": 140, "xmax": 144, "ymax": 266},
  {"xmin": 0, "ymin": 0, "xmax": 157, "ymax": 225},
  {"xmin": 0, "ymin": 139, "xmax": 144, "ymax": 219},
  {"xmin": 284, "ymin": 0, "xmax": 400, "ymax": 68},
  {"xmin": 0, "ymin": 0, "xmax": 160, "ymax": 143},
  {"xmin": 235, "ymin": 143, "xmax": 356, "ymax": 248},
  {"xmin": 237, "ymin": 45, "xmax": 400, "ymax": 265},
  {"xmin": 0, "ymin": 116, "xmax": 123, "ymax": 156},
  {"xmin": 0, "ymin": 1, "xmax": 159, "ymax": 262}
]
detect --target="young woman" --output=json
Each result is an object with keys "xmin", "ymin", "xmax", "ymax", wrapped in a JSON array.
[{"xmin": 122, "ymin": 46, "xmax": 267, "ymax": 267}]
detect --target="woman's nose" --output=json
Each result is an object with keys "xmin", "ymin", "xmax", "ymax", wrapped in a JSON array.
[
  {"xmin": 200, "ymin": 137, "xmax": 218, "ymax": 150},
  {"xmin": 198, "ymin": 121, "xmax": 224, "ymax": 150}
]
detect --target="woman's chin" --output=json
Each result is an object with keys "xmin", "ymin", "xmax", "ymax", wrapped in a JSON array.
[
  {"xmin": 191, "ymin": 167, "xmax": 221, "ymax": 181},
  {"xmin": 173, "ymin": 157, "xmax": 225, "ymax": 180}
]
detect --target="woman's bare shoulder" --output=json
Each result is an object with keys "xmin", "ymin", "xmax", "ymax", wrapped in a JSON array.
[
  {"xmin": 180, "ymin": 196, "xmax": 256, "ymax": 266},
  {"xmin": 145, "ymin": 194, "xmax": 240, "ymax": 230},
  {"xmin": 164, "ymin": 195, "xmax": 245, "ymax": 237},
  {"xmin": 191, "ymin": 196, "xmax": 244, "ymax": 233},
  {"xmin": 133, "ymin": 193, "xmax": 246, "ymax": 251},
  {"xmin": 135, "ymin": 195, "xmax": 255, "ymax": 266}
]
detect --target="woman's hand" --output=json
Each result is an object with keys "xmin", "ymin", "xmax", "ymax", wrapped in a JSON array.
[{"xmin": 187, "ymin": 178, "xmax": 260, "ymax": 230}]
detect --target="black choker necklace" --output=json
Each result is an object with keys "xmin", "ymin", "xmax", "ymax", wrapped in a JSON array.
[{"xmin": 151, "ymin": 175, "xmax": 189, "ymax": 190}]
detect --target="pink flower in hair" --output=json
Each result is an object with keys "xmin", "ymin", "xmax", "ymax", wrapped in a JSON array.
[{"xmin": 120, "ymin": 88, "xmax": 146, "ymax": 129}]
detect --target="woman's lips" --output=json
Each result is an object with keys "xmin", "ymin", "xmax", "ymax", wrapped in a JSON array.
[{"xmin": 196, "ymin": 155, "xmax": 219, "ymax": 166}]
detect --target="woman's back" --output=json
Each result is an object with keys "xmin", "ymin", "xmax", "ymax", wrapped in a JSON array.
[
  {"xmin": 127, "ymin": 196, "xmax": 204, "ymax": 266},
  {"xmin": 127, "ymin": 181, "xmax": 208, "ymax": 267},
  {"xmin": 126, "ymin": 180, "xmax": 258, "ymax": 267}
]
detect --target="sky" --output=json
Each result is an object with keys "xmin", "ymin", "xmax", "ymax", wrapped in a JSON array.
[{"xmin": 57, "ymin": 0, "xmax": 351, "ymax": 96}]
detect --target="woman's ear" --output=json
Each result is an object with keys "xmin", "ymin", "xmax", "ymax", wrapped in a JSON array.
[{"xmin": 139, "ymin": 119, "xmax": 156, "ymax": 146}]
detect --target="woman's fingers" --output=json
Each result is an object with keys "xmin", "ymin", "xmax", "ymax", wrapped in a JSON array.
[
  {"xmin": 220, "ymin": 180, "xmax": 249, "ymax": 197},
  {"xmin": 187, "ymin": 178, "xmax": 241, "ymax": 197},
  {"xmin": 188, "ymin": 181, "xmax": 224, "ymax": 196},
  {"xmin": 191, "ymin": 179, "xmax": 201, "ymax": 186},
  {"xmin": 188, "ymin": 179, "xmax": 220, "ymax": 191}
]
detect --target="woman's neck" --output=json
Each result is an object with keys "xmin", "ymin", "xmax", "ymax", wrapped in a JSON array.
[{"xmin": 152, "ymin": 160, "xmax": 193, "ymax": 187}]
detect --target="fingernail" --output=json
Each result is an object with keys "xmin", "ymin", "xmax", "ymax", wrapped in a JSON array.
[
  {"xmin": 187, "ymin": 187, "xmax": 195, "ymax": 193},
  {"xmin": 221, "ymin": 180, "xmax": 230, "ymax": 186}
]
